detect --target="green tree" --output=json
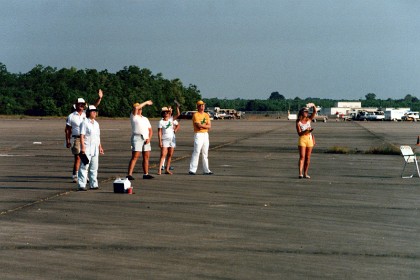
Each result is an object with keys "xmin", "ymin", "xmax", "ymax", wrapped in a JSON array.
[
  {"xmin": 268, "ymin": 92, "xmax": 285, "ymax": 100},
  {"xmin": 365, "ymin": 93, "xmax": 376, "ymax": 100}
]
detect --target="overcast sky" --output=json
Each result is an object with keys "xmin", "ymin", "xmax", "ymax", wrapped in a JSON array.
[{"xmin": 1, "ymin": 0, "xmax": 419, "ymax": 100}]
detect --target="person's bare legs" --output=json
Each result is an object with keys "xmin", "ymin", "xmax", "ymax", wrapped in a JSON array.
[
  {"xmin": 165, "ymin": 147, "xmax": 174, "ymax": 174},
  {"xmin": 73, "ymin": 155, "xmax": 81, "ymax": 173},
  {"xmin": 127, "ymin": 151, "xmax": 140, "ymax": 176},
  {"xmin": 158, "ymin": 148, "xmax": 168, "ymax": 175},
  {"xmin": 73, "ymin": 154, "xmax": 81, "ymax": 180},
  {"xmin": 142, "ymin": 151, "xmax": 150, "ymax": 174},
  {"xmin": 298, "ymin": 146, "xmax": 306, "ymax": 177},
  {"xmin": 303, "ymin": 147, "xmax": 313, "ymax": 177}
]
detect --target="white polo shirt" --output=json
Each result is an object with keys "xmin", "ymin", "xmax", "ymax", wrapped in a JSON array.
[
  {"xmin": 130, "ymin": 114, "xmax": 151, "ymax": 139},
  {"xmin": 66, "ymin": 111, "xmax": 86, "ymax": 136},
  {"xmin": 80, "ymin": 118, "xmax": 101, "ymax": 157}
]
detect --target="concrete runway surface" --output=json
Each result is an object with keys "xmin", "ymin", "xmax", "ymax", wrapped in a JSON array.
[{"xmin": 1, "ymin": 117, "xmax": 420, "ymax": 279}]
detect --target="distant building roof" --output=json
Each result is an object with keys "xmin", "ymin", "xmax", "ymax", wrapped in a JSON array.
[{"xmin": 334, "ymin": 101, "xmax": 361, "ymax": 108}]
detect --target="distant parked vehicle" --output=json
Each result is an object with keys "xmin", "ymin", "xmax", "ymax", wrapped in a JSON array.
[
  {"xmin": 402, "ymin": 111, "xmax": 419, "ymax": 122},
  {"xmin": 367, "ymin": 111, "xmax": 385, "ymax": 121},
  {"xmin": 287, "ymin": 111, "xmax": 297, "ymax": 120},
  {"xmin": 234, "ymin": 111, "xmax": 244, "ymax": 119},
  {"xmin": 312, "ymin": 114, "xmax": 328, "ymax": 122},
  {"xmin": 354, "ymin": 111, "xmax": 385, "ymax": 121},
  {"xmin": 384, "ymin": 109, "xmax": 407, "ymax": 121},
  {"xmin": 206, "ymin": 111, "xmax": 214, "ymax": 120},
  {"xmin": 178, "ymin": 111, "xmax": 196, "ymax": 120},
  {"xmin": 354, "ymin": 111, "xmax": 369, "ymax": 121},
  {"xmin": 214, "ymin": 108, "xmax": 235, "ymax": 120}
]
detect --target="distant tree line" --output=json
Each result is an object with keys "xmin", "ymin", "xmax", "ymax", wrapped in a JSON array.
[
  {"xmin": 0, "ymin": 63, "xmax": 201, "ymax": 117},
  {"xmin": 1, "ymin": 63, "xmax": 419, "ymax": 117}
]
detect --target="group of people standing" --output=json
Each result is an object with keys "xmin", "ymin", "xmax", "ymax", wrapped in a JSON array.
[
  {"xmin": 65, "ymin": 91, "xmax": 213, "ymax": 191},
  {"xmin": 65, "ymin": 90, "xmax": 317, "ymax": 190}
]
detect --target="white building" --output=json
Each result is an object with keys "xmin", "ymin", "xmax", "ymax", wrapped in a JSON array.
[
  {"xmin": 335, "ymin": 102, "xmax": 361, "ymax": 108},
  {"xmin": 326, "ymin": 102, "xmax": 362, "ymax": 116},
  {"xmin": 326, "ymin": 101, "xmax": 376, "ymax": 116}
]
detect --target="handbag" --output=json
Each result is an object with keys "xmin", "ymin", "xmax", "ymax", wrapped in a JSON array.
[{"xmin": 79, "ymin": 152, "xmax": 90, "ymax": 165}]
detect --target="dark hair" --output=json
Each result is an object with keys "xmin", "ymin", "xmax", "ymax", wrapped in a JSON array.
[
  {"xmin": 297, "ymin": 108, "xmax": 308, "ymax": 120},
  {"xmin": 86, "ymin": 109, "xmax": 98, "ymax": 118}
]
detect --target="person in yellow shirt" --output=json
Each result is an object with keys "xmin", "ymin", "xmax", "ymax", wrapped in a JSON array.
[{"xmin": 188, "ymin": 100, "xmax": 213, "ymax": 175}]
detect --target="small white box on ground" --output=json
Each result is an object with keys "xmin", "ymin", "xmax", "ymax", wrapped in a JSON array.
[{"xmin": 113, "ymin": 178, "xmax": 131, "ymax": 193}]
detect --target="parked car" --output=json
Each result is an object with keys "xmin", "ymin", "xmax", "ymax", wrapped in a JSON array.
[
  {"xmin": 312, "ymin": 114, "xmax": 328, "ymax": 122},
  {"xmin": 402, "ymin": 111, "xmax": 419, "ymax": 122},
  {"xmin": 366, "ymin": 111, "xmax": 385, "ymax": 121},
  {"xmin": 205, "ymin": 111, "xmax": 214, "ymax": 120},
  {"xmin": 214, "ymin": 109, "xmax": 235, "ymax": 120},
  {"xmin": 354, "ymin": 111, "xmax": 369, "ymax": 121},
  {"xmin": 178, "ymin": 111, "xmax": 196, "ymax": 120}
]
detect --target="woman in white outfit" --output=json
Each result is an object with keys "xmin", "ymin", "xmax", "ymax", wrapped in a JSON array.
[
  {"xmin": 157, "ymin": 105, "xmax": 180, "ymax": 175},
  {"xmin": 78, "ymin": 105, "xmax": 104, "ymax": 191}
]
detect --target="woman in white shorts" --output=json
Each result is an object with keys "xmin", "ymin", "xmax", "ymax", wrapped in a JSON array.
[{"xmin": 157, "ymin": 105, "xmax": 180, "ymax": 175}]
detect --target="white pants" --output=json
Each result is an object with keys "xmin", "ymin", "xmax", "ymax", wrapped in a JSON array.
[
  {"xmin": 189, "ymin": 132, "xmax": 211, "ymax": 173},
  {"xmin": 78, "ymin": 154, "xmax": 99, "ymax": 189}
]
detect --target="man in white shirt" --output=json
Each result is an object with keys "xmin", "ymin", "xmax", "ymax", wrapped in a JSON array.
[
  {"xmin": 65, "ymin": 89, "xmax": 103, "ymax": 182},
  {"xmin": 127, "ymin": 100, "xmax": 154, "ymax": 180}
]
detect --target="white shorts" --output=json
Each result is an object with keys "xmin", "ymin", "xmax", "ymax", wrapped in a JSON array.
[
  {"xmin": 161, "ymin": 136, "xmax": 176, "ymax": 148},
  {"xmin": 131, "ymin": 135, "xmax": 151, "ymax": 152}
]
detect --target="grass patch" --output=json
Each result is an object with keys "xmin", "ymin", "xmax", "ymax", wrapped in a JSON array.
[
  {"xmin": 365, "ymin": 143, "xmax": 400, "ymax": 155},
  {"xmin": 326, "ymin": 146, "xmax": 356, "ymax": 154},
  {"xmin": 326, "ymin": 143, "xmax": 400, "ymax": 155}
]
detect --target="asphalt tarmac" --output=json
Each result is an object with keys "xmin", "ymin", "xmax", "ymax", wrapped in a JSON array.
[{"xmin": 1, "ymin": 117, "xmax": 420, "ymax": 279}]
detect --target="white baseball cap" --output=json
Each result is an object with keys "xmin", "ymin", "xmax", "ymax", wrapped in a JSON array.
[
  {"xmin": 77, "ymin": 98, "xmax": 86, "ymax": 104},
  {"xmin": 87, "ymin": 105, "xmax": 98, "ymax": 111}
]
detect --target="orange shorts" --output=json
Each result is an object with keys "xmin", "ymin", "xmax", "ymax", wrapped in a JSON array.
[{"xmin": 298, "ymin": 134, "xmax": 314, "ymax": 148}]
